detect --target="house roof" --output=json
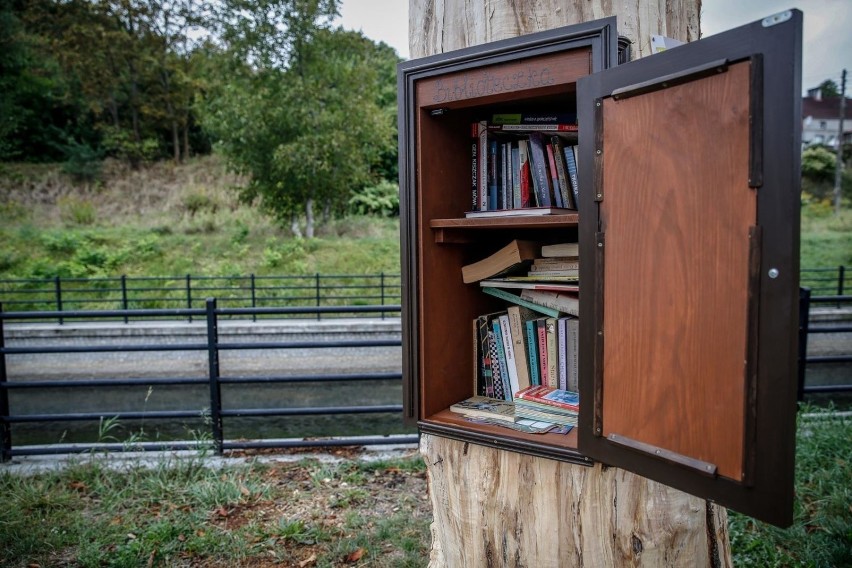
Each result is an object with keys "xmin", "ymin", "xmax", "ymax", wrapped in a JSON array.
[{"xmin": 802, "ymin": 96, "xmax": 852, "ymax": 120}]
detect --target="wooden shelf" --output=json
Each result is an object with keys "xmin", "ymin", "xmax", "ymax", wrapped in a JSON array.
[{"xmin": 430, "ymin": 214, "xmax": 580, "ymax": 243}]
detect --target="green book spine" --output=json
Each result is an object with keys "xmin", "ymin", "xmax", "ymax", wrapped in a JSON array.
[
  {"xmin": 482, "ymin": 286, "xmax": 560, "ymax": 318},
  {"xmin": 492, "ymin": 320, "xmax": 513, "ymax": 401},
  {"xmin": 525, "ymin": 319, "xmax": 541, "ymax": 386}
]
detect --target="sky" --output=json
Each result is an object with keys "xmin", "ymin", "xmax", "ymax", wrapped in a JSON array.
[{"xmin": 336, "ymin": 0, "xmax": 851, "ymax": 93}]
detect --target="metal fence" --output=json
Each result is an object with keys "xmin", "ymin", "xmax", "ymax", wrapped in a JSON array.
[
  {"xmin": 0, "ymin": 300, "xmax": 413, "ymax": 462},
  {"xmin": 800, "ymin": 266, "xmax": 848, "ymax": 296},
  {"xmin": 797, "ymin": 289, "xmax": 852, "ymax": 400},
  {"xmin": 0, "ymin": 273, "xmax": 402, "ymax": 323}
]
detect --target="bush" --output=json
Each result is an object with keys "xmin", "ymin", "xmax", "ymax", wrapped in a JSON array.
[
  {"xmin": 60, "ymin": 139, "xmax": 103, "ymax": 183},
  {"xmin": 57, "ymin": 196, "xmax": 97, "ymax": 226},
  {"xmin": 348, "ymin": 180, "xmax": 400, "ymax": 217}
]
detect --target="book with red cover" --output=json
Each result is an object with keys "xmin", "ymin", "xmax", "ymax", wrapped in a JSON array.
[{"xmin": 515, "ymin": 385, "xmax": 579, "ymax": 411}]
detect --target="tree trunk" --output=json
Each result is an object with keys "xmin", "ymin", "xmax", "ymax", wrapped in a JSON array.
[
  {"xmin": 290, "ymin": 213, "xmax": 303, "ymax": 238},
  {"xmin": 305, "ymin": 197, "xmax": 315, "ymax": 238},
  {"xmin": 409, "ymin": 0, "xmax": 700, "ymax": 60},
  {"xmin": 423, "ymin": 436, "xmax": 731, "ymax": 567},
  {"xmin": 410, "ymin": 2, "xmax": 730, "ymax": 566}
]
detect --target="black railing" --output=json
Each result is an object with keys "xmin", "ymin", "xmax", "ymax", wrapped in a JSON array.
[
  {"xmin": 797, "ymin": 289, "xmax": 852, "ymax": 400},
  {"xmin": 0, "ymin": 300, "xmax": 413, "ymax": 462},
  {"xmin": 0, "ymin": 273, "xmax": 403, "ymax": 323},
  {"xmin": 800, "ymin": 266, "xmax": 848, "ymax": 297}
]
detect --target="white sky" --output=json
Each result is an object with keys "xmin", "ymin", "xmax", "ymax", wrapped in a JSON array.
[{"xmin": 336, "ymin": 0, "xmax": 852, "ymax": 92}]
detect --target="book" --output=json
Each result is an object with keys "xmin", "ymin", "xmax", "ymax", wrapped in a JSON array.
[
  {"xmin": 545, "ymin": 317, "xmax": 558, "ymax": 388},
  {"xmin": 488, "ymin": 138, "xmax": 498, "ymax": 210},
  {"xmin": 563, "ymin": 144, "xmax": 580, "ymax": 209},
  {"xmin": 518, "ymin": 139, "xmax": 533, "ymax": 208},
  {"xmin": 461, "ymin": 239, "xmax": 540, "ymax": 284},
  {"xmin": 489, "ymin": 123, "xmax": 579, "ymax": 132},
  {"xmin": 531, "ymin": 259, "xmax": 580, "ymax": 270},
  {"xmin": 481, "ymin": 286, "xmax": 561, "ymax": 318},
  {"xmin": 450, "ymin": 396, "xmax": 518, "ymax": 423},
  {"xmin": 498, "ymin": 314, "xmax": 520, "ymax": 398},
  {"xmin": 527, "ymin": 132, "xmax": 553, "ymax": 207},
  {"xmin": 475, "ymin": 120, "xmax": 488, "ymax": 211},
  {"xmin": 507, "ymin": 305, "xmax": 535, "ymax": 393},
  {"xmin": 479, "ymin": 279, "xmax": 579, "ymax": 292},
  {"xmin": 502, "ymin": 274, "xmax": 579, "ymax": 282},
  {"xmin": 513, "ymin": 404, "xmax": 578, "ymax": 426},
  {"xmin": 491, "ymin": 112, "xmax": 577, "ymax": 125},
  {"xmin": 464, "ymin": 207, "xmax": 574, "ymax": 219},
  {"xmin": 546, "ymin": 143, "xmax": 564, "ymax": 208},
  {"xmin": 551, "ymin": 136, "xmax": 576, "ymax": 209},
  {"xmin": 470, "ymin": 124, "xmax": 479, "ymax": 211},
  {"xmin": 540, "ymin": 242, "xmax": 579, "ymax": 257},
  {"xmin": 566, "ymin": 317, "xmax": 579, "ymax": 392},
  {"xmin": 515, "ymin": 385, "xmax": 580, "ymax": 411},
  {"xmin": 511, "ymin": 144, "xmax": 521, "ymax": 211},
  {"xmin": 535, "ymin": 318, "xmax": 548, "ymax": 387},
  {"xmin": 487, "ymin": 328, "xmax": 505, "ymax": 400},
  {"xmin": 557, "ymin": 317, "xmax": 568, "ymax": 391},
  {"xmin": 520, "ymin": 289, "xmax": 580, "ymax": 317},
  {"xmin": 525, "ymin": 318, "xmax": 541, "ymax": 386}
]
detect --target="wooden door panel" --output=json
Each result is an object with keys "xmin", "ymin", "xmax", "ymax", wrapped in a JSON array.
[{"xmin": 600, "ymin": 61, "xmax": 755, "ymax": 482}]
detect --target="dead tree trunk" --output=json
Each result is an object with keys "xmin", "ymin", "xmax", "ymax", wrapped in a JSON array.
[{"xmin": 409, "ymin": 1, "xmax": 730, "ymax": 566}]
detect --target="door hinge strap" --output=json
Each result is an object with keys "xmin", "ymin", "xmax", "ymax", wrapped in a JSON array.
[
  {"xmin": 607, "ymin": 433, "xmax": 718, "ymax": 477},
  {"xmin": 611, "ymin": 59, "xmax": 729, "ymax": 101}
]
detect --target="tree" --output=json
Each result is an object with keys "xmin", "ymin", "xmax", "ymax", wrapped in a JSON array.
[
  {"xmin": 819, "ymin": 79, "xmax": 840, "ymax": 98},
  {"xmin": 202, "ymin": 0, "xmax": 395, "ymax": 237}
]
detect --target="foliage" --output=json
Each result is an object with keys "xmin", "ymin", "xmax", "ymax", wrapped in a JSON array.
[
  {"xmin": 58, "ymin": 138, "xmax": 104, "ymax": 182},
  {"xmin": 817, "ymin": 79, "xmax": 840, "ymax": 99},
  {"xmin": 200, "ymin": 0, "xmax": 397, "ymax": 234},
  {"xmin": 349, "ymin": 180, "xmax": 400, "ymax": 217},
  {"xmin": 802, "ymin": 145, "xmax": 838, "ymax": 184}
]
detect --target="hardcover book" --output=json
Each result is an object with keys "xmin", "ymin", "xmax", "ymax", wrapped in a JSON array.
[
  {"xmin": 498, "ymin": 314, "xmax": 521, "ymax": 398},
  {"xmin": 481, "ymin": 286, "xmax": 561, "ymax": 318},
  {"xmin": 464, "ymin": 207, "xmax": 573, "ymax": 219},
  {"xmin": 526, "ymin": 132, "xmax": 553, "ymax": 207},
  {"xmin": 563, "ymin": 144, "xmax": 580, "ymax": 208},
  {"xmin": 507, "ymin": 305, "xmax": 536, "ymax": 393},
  {"xmin": 515, "ymin": 385, "xmax": 580, "ymax": 411},
  {"xmin": 551, "ymin": 136, "xmax": 576, "ymax": 209},
  {"xmin": 479, "ymin": 279, "xmax": 579, "ymax": 292}
]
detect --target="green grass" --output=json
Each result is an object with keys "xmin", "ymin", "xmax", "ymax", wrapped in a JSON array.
[
  {"xmin": 0, "ymin": 454, "xmax": 431, "ymax": 567},
  {"xmin": 728, "ymin": 406, "xmax": 852, "ymax": 567}
]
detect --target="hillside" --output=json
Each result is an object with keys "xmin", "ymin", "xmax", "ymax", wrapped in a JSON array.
[{"xmin": 0, "ymin": 156, "xmax": 401, "ymax": 281}]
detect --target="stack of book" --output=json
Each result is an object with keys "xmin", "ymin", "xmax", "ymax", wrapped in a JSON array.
[
  {"xmin": 468, "ymin": 112, "xmax": 580, "ymax": 217},
  {"xmin": 513, "ymin": 385, "xmax": 579, "ymax": 427},
  {"xmin": 463, "ymin": 240, "xmax": 581, "ymax": 401}
]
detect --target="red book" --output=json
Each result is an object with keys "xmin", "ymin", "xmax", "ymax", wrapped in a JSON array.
[
  {"xmin": 518, "ymin": 139, "xmax": 533, "ymax": 207},
  {"xmin": 515, "ymin": 385, "xmax": 579, "ymax": 411},
  {"xmin": 536, "ymin": 318, "xmax": 548, "ymax": 385}
]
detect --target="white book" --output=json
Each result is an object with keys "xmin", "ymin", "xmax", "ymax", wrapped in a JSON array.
[
  {"xmin": 567, "ymin": 317, "xmax": 580, "ymax": 392},
  {"xmin": 557, "ymin": 317, "xmax": 568, "ymax": 391},
  {"xmin": 499, "ymin": 314, "xmax": 520, "ymax": 399}
]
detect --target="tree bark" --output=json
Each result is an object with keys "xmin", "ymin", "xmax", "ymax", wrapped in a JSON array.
[
  {"xmin": 305, "ymin": 197, "xmax": 315, "ymax": 238},
  {"xmin": 409, "ymin": 0, "xmax": 701, "ymax": 60},
  {"xmin": 422, "ymin": 436, "xmax": 731, "ymax": 567},
  {"xmin": 409, "ymin": 2, "xmax": 730, "ymax": 566}
]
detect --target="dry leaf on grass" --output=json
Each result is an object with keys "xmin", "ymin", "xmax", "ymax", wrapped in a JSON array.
[
  {"xmin": 298, "ymin": 553, "xmax": 317, "ymax": 567},
  {"xmin": 344, "ymin": 548, "xmax": 366, "ymax": 563}
]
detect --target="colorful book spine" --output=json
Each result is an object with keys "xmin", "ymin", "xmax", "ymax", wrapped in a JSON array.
[
  {"xmin": 511, "ymin": 144, "xmax": 521, "ymax": 211},
  {"xmin": 546, "ymin": 143, "xmax": 564, "ymax": 208},
  {"xmin": 478, "ymin": 315, "xmax": 494, "ymax": 397},
  {"xmin": 567, "ymin": 317, "xmax": 580, "ymax": 392},
  {"xmin": 470, "ymin": 124, "xmax": 479, "ymax": 211},
  {"xmin": 545, "ymin": 317, "xmax": 558, "ymax": 388},
  {"xmin": 551, "ymin": 136, "xmax": 575, "ymax": 209},
  {"xmin": 487, "ymin": 329, "xmax": 504, "ymax": 400},
  {"xmin": 477, "ymin": 120, "xmax": 488, "ymax": 211},
  {"xmin": 489, "ymin": 139, "xmax": 498, "ymax": 210},
  {"xmin": 481, "ymin": 286, "xmax": 561, "ymax": 318},
  {"xmin": 491, "ymin": 320, "xmax": 512, "ymax": 401},
  {"xmin": 518, "ymin": 139, "xmax": 533, "ymax": 207},
  {"xmin": 507, "ymin": 306, "xmax": 531, "ymax": 392},
  {"xmin": 536, "ymin": 318, "xmax": 548, "ymax": 388}
]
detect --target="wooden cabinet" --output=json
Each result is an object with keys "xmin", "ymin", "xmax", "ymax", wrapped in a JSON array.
[{"xmin": 398, "ymin": 11, "xmax": 802, "ymax": 527}]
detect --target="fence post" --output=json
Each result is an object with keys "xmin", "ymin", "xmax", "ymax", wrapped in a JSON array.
[
  {"xmin": 250, "ymin": 274, "xmax": 257, "ymax": 323},
  {"xmin": 797, "ymin": 287, "xmax": 811, "ymax": 402},
  {"xmin": 0, "ymin": 303, "xmax": 10, "ymax": 462},
  {"xmin": 380, "ymin": 272, "xmax": 386, "ymax": 320},
  {"xmin": 315, "ymin": 273, "xmax": 321, "ymax": 321},
  {"xmin": 186, "ymin": 274, "xmax": 193, "ymax": 323},
  {"xmin": 54, "ymin": 276, "xmax": 64, "ymax": 325},
  {"xmin": 206, "ymin": 298, "xmax": 224, "ymax": 455},
  {"xmin": 121, "ymin": 275, "xmax": 129, "ymax": 324}
]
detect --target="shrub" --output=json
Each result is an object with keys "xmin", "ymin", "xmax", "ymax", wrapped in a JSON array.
[
  {"xmin": 58, "ymin": 196, "xmax": 97, "ymax": 226},
  {"xmin": 348, "ymin": 180, "xmax": 400, "ymax": 217},
  {"xmin": 60, "ymin": 139, "xmax": 103, "ymax": 183}
]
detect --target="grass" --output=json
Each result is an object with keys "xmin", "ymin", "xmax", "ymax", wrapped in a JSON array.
[
  {"xmin": 0, "ymin": 452, "xmax": 431, "ymax": 567},
  {"xmin": 1, "ymin": 409, "xmax": 849, "ymax": 567}
]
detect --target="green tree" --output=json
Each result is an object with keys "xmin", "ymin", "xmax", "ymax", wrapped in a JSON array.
[
  {"xmin": 818, "ymin": 79, "xmax": 840, "ymax": 98},
  {"xmin": 202, "ymin": 0, "xmax": 395, "ymax": 236}
]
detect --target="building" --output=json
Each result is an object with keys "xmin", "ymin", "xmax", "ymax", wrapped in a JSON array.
[{"xmin": 802, "ymin": 87, "xmax": 852, "ymax": 148}]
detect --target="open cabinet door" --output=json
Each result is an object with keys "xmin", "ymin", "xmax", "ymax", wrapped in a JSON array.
[{"xmin": 577, "ymin": 11, "xmax": 802, "ymax": 527}]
